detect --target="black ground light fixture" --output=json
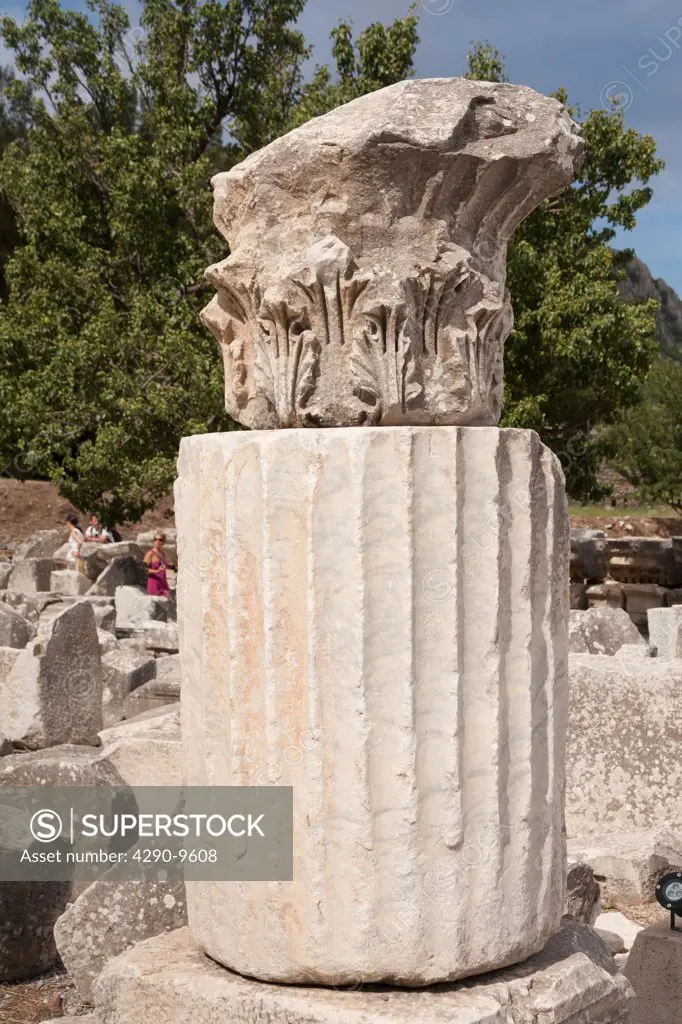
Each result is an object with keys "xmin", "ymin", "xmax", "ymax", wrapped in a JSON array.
[{"xmin": 655, "ymin": 872, "xmax": 682, "ymax": 931}]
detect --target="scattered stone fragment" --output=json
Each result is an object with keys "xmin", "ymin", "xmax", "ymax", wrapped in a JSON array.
[
  {"xmin": 98, "ymin": 629, "xmax": 120, "ymax": 655},
  {"xmin": 586, "ymin": 582, "xmax": 624, "ymax": 610},
  {"xmin": 8, "ymin": 557, "xmax": 54, "ymax": 594},
  {"xmin": 567, "ymin": 655, "xmax": 682, "ymax": 834},
  {"xmin": 568, "ymin": 607, "xmax": 644, "ymax": 656},
  {"xmin": 623, "ymin": 582, "xmax": 667, "ymax": 629},
  {"xmin": 97, "ymin": 707, "xmax": 181, "ymax": 787},
  {"xmin": 0, "ymin": 645, "xmax": 21, "ymax": 686},
  {"xmin": 569, "ymin": 827, "xmax": 682, "ymax": 904},
  {"xmin": 115, "ymin": 586, "xmax": 167, "ymax": 630},
  {"xmin": 0, "ymin": 743, "xmax": 123, "ymax": 787},
  {"xmin": 648, "ymin": 605, "xmax": 682, "ymax": 659},
  {"xmin": 570, "ymin": 529, "xmax": 607, "ymax": 582},
  {"xmin": 614, "ymin": 643, "xmax": 649, "ymax": 659},
  {"xmin": 87, "ymin": 556, "xmax": 145, "ymax": 597},
  {"xmin": 142, "ymin": 622, "xmax": 179, "ymax": 654},
  {"xmin": 93, "ymin": 603, "xmax": 116, "ymax": 633},
  {"xmin": 0, "ymin": 603, "xmax": 29, "ymax": 648},
  {"xmin": 55, "ymin": 877, "xmax": 187, "ymax": 1002},
  {"xmin": 595, "ymin": 911, "xmax": 643, "ymax": 953},
  {"xmin": 569, "ymin": 582, "xmax": 587, "ymax": 609},
  {"xmin": 565, "ymin": 860, "xmax": 601, "ymax": 926},
  {"xmin": 0, "ymin": 745, "xmax": 123, "ymax": 984},
  {"xmin": 13, "ymin": 529, "xmax": 65, "ymax": 561},
  {"xmin": 123, "ymin": 675, "xmax": 180, "ymax": 717},
  {"xmin": 0, "ymin": 880, "xmax": 72, "ymax": 982},
  {"xmin": 50, "ymin": 568, "xmax": 91, "ymax": 596},
  {"xmin": 1, "ymin": 602, "xmax": 103, "ymax": 749},
  {"xmin": 101, "ymin": 648, "xmax": 156, "ymax": 727}
]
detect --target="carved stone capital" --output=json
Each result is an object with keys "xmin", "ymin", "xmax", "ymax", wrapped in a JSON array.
[{"xmin": 202, "ymin": 78, "xmax": 583, "ymax": 429}]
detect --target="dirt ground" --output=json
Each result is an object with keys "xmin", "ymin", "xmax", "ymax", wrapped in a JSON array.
[
  {"xmin": 0, "ymin": 964, "xmax": 88, "ymax": 1023},
  {"xmin": 0, "ymin": 479, "xmax": 174, "ymax": 549}
]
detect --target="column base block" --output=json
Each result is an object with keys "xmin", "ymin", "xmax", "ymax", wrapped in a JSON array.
[{"xmin": 94, "ymin": 920, "xmax": 632, "ymax": 1024}]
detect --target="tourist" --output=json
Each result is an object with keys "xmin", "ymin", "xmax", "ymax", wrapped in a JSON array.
[
  {"xmin": 65, "ymin": 513, "xmax": 85, "ymax": 574},
  {"xmin": 85, "ymin": 513, "xmax": 113, "ymax": 543},
  {"xmin": 144, "ymin": 532, "xmax": 171, "ymax": 597}
]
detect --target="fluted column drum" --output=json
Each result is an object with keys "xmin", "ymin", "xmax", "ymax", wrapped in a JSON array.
[{"xmin": 175, "ymin": 426, "xmax": 569, "ymax": 986}]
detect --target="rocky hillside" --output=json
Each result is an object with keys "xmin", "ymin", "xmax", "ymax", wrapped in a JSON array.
[{"xmin": 618, "ymin": 253, "xmax": 682, "ymax": 362}]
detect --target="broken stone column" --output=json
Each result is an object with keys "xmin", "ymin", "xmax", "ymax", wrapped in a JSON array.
[
  {"xmin": 178, "ymin": 426, "xmax": 569, "ymax": 985},
  {"xmin": 172, "ymin": 77, "xmax": 589, "ymax": 990}
]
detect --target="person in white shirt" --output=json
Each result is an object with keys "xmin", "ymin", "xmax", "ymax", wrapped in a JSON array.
[
  {"xmin": 85, "ymin": 514, "xmax": 112, "ymax": 543},
  {"xmin": 66, "ymin": 514, "xmax": 85, "ymax": 573}
]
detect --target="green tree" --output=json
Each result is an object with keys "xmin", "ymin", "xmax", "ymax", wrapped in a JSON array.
[
  {"xmin": 611, "ymin": 358, "xmax": 682, "ymax": 512},
  {"xmin": 0, "ymin": 0, "xmax": 418, "ymax": 522},
  {"xmin": 466, "ymin": 44, "xmax": 662, "ymax": 497},
  {"xmin": 0, "ymin": 67, "xmax": 30, "ymax": 301},
  {"xmin": 290, "ymin": 9, "xmax": 418, "ymax": 127}
]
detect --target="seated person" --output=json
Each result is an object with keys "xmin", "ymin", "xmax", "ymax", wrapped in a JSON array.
[{"xmin": 85, "ymin": 513, "xmax": 113, "ymax": 543}]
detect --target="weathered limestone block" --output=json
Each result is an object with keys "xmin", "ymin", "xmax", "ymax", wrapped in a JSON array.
[
  {"xmin": 202, "ymin": 79, "xmax": 582, "ymax": 430},
  {"xmin": 124, "ymin": 655, "xmax": 180, "ymax": 718},
  {"xmin": 648, "ymin": 605, "xmax": 682, "ymax": 659},
  {"xmin": 55, "ymin": 877, "xmax": 187, "ymax": 1003},
  {"xmin": 14, "ymin": 528, "xmax": 65, "ymax": 561},
  {"xmin": 0, "ymin": 646, "xmax": 21, "ymax": 687},
  {"xmin": 0, "ymin": 879, "xmax": 72, "ymax": 982},
  {"xmin": 0, "ymin": 744, "xmax": 123, "ymax": 983},
  {"xmin": 605, "ymin": 537, "xmax": 675, "ymax": 586},
  {"xmin": 1, "ymin": 601, "xmax": 103, "ymax": 749},
  {"xmin": 566, "ymin": 655, "xmax": 682, "ymax": 836},
  {"xmin": 93, "ymin": 602, "xmax": 117, "ymax": 633},
  {"xmin": 102, "ymin": 648, "xmax": 156, "ymax": 727},
  {"xmin": 142, "ymin": 622, "xmax": 178, "ymax": 654},
  {"xmin": 569, "ymin": 827, "xmax": 682, "ymax": 905},
  {"xmin": 98, "ymin": 628, "xmax": 120, "ymax": 655},
  {"xmin": 8, "ymin": 556, "xmax": 53, "ymax": 593},
  {"xmin": 623, "ymin": 582, "xmax": 667, "ymax": 628},
  {"xmin": 98, "ymin": 707, "xmax": 181, "ymax": 787},
  {"xmin": 0, "ymin": 562, "xmax": 12, "ymax": 589},
  {"xmin": 0, "ymin": 603, "xmax": 29, "ymax": 648},
  {"xmin": 50, "ymin": 568, "xmax": 91, "ymax": 596},
  {"xmin": 176, "ymin": 426, "xmax": 569, "ymax": 985},
  {"xmin": 565, "ymin": 860, "xmax": 601, "ymax": 926},
  {"xmin": 568, "ymin": 607, "xmax": 644, "ymax": 656},
  {"xmin": 87, "ymin": 556, "xmax": 144, "ymax": 597},
  {"xmin": 570, "ymin": 529, "xmax": 607, "ymax": 582},
  {"xmin": 92, "ymin": 922, "xmax": 633, "ymax": 1024},
  {"xmin": 115, "ymin": 587, "xmax": 167, "ymax": 630},
  {"xmin": 123, "ymin": 677, "xmax": 179, "ymax": 717},
  {"xmin": 586, "ymin": 582, "xmax": 624, "ymax": 610}
]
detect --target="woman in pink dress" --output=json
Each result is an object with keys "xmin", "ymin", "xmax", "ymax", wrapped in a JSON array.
[{"xmin": 144, "ymin": 532, "xmax": 171, "ymax": 597}]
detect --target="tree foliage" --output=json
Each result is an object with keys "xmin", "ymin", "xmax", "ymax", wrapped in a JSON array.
[
  {"xmin": 611, "ymin": 358, "xmax": 682, "ymax": 512},
  {"xmin": 0, "ymin": 0, "xmax": 418, "ymax": 522},
  {"xmin": 466, "ymin": 44, "xmax": 662, "ymax": 497}
]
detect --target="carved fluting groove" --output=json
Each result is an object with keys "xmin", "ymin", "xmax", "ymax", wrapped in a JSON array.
[
  {"xmin": 175, "ymin": 426, "xmax": 569, "ymax": 986},
  {"xmin": 201, "ymin": 78, "xmax": 583, "ymax": 428}
]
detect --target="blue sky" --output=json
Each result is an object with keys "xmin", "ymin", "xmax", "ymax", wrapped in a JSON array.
[
  {"xmin": 299, "ymin": 0, "xmax": 682, "ymax": 294},
  {"xmin": 3, "ymin": 0, "xmax": 682, "ymax": 293}
]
